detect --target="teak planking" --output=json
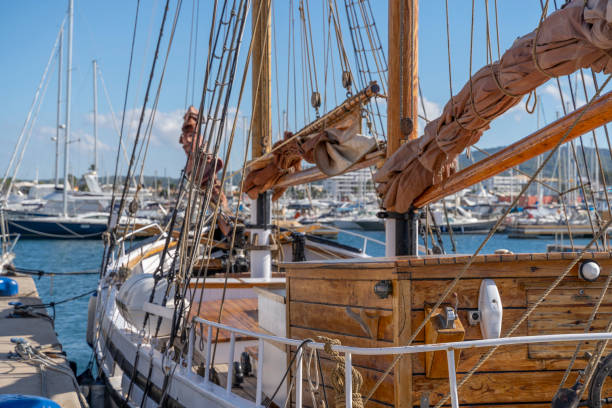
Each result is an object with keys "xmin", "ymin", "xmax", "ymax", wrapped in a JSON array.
[
  {"xmin": 284, "ymin": 255, "xmax": 612, "ymax": 407},
  {"xmin": 414, "ymin": 90, "xmax": 612, "ymax": 207}
]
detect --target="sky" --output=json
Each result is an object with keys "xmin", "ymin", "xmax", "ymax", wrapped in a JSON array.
[{"xmin": 0, "ymin": 0, "xmax": 607, "ymax": 182}]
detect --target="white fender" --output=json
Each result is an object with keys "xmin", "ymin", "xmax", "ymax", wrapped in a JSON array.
[
  {"xmin": 116, "ymin": 273, "xmax": 187, "ymax": 337},
  {"xmin": 478, "ymin": 279, "xmax": 503, "ymax": 339},
  {"xmin": 86, "ymin": 291, "xmax": 97, "ymax": 347}
]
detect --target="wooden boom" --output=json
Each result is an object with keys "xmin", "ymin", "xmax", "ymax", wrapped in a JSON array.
[
  {"xmin": 273, "ymin": 149, "xmax": 385, "ymax": 189},
  {"xmin": 413, "ymin": 90, "xmax": 612, "ymax": 208},
  {"xmin": 246, "ymin": 81, "xmax": 381, "ymax": 169}
]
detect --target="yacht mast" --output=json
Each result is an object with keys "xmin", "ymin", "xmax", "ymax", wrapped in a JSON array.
[
  {"xmin": 92, "ymin": 59, "xmax": 98, "ymax": 172},
  {"xmin": 385, "ymin": 0, "xmax": 419, "ymax": 256},
  {"xmin": 63, "ymin": 0, "xmax": 73, "ymax": 217},
  {"xmin": 250, "ymin": 0, "xmax": 272, "ymax": 279},
  {"xmin": 55, "ymin": 28, "xmax": 63, "ymax": 188}
]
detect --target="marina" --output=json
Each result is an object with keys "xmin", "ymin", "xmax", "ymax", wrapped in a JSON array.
[{"xmin": 5, "ymin": 0, "xmax": 612, "ymax": 407}]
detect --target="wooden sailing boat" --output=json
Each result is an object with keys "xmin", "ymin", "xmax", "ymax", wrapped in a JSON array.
[{"xmin": 90, "ymin": 1, "xmax": 612, "ymax": 407}]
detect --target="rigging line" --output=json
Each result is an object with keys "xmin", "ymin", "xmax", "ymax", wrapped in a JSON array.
[
  {"xmin": 583, "ymin": 70, "xmax": 612, "ymax": 224},
  {"xmin": 292, "ymin": 0, "xmax": 298, "ymax": 129},
  {"xmin": 179, "ymin": 0, "xmax": 226, "ymax": 257},
  {"xmin": 97, "ymin": 67, "xmax": 137, "ymax": 185},
  {"xmin": 559, "ymin": 256, "xmax": 612, "ymax": 388},
  {"xmin": 560, "ymin": 77, "xmax": 600, "ymax": 248},
  {"xmin": 180, "ymin": 0, "xmax": 247, "ymax": 317},
  {"xmin": 114, "ymin": 0, "xmax": 172, "ymax": 232},
  {"xmin": 180, "ymin": 0, "xmax": 246, "ymax": 290},
  {"xmin": 173, "ymin": 0, "xmax": 231, "ymax": 311},
  {"xmin": 365, "ymin": 74, "xmax": 612, "ymax": 407},
  {"xmin": 191, "ymin": 0, "xmax": 201, "ymax": 104},
  {"xmin": 285, "ymin": 0, "xmax": 294, "ymax": 129},
  {"xmin": 591, "ymin": 69, "xmax": 612, "ymax": 163},
  {"xmin": 1, "ymin": 18, "xmax": 65, "ymax": 200},
  {"xmin": 135, "ymin": 0, "xmax": 185, "ymax": 206},
  {"xmin": 115, "ymin": 2, "xmax": 174, "ymax": 401},
  {"xmin": 272, "ymin": 2, "xmax": 282, "ymax": 139},
  {"xmin": 355, "ymin": 0, "xmax": 388, "ymax": 94},
  {"xmin": 439, "ymin": 222, "xmax": 612, "ymax": 408},
  {"xmin": 8, "ymin": 57, "xmax": 55, "ymax": 196},
  {"xmin": 100, "ymin": 0, "xmax": 141, "ymax": 277},
  {"xmin": 185, "ymin": 0, "xmax": 196, "ymax": 109},
  {"xmin": 126, "ymin": 0, "xmax": 159, "ymax": 182},
  {"xmin": 205, "ymin": 0, "xmax": 272, "ymax": 365},
  {"xmin": 567, "ymin": 73, "xmax": 603, "ymax": 232}
]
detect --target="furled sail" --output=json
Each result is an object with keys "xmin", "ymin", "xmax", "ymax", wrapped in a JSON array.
[
  {"xmin": 374, "ymin": 0, "xmax": 612, "ymax": 213},
  {"xmin": 180, "ymin": 106, "xmax": 228, "ymax": 211},
  {"xmin": 244, "ymin": 105, "xmax": 376, "ymax": 200},
  {"xmin": 243, "ymin": 82, "xmax": 380, "ymax": 200}
]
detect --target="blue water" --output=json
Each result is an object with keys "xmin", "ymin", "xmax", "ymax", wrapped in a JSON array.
[
  {"xmin": 12, "ymin": 239, "xmax": 102, "ymax": 374},
  {"xmin": 10, "ymin": 231, "xmax": 595, "ymax": 374}
]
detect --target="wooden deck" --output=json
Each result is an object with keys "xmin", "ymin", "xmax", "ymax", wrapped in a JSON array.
[
  {"xmin": 0, "ymin": 275, "xmax": 83, "ymax": 408},
  {"xmin": 190, "ymin": 297, "xmax": 262, "ymax": 342}
]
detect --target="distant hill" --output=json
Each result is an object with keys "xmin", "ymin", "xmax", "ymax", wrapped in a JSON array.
[{"xmin": 458, "ymin": 144, "xmax": 612, "ymax": 181}]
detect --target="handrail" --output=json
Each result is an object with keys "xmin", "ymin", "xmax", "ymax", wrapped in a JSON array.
[
  {"xmin": 306, "ymin": 222, "xmax": 384, "ymax": 254},
  {"xmin": 115, "ymin": 223, "xmax": 164, "ymax": 244},
  {"xmin": 193, "ymin": 316, "xmax": 612, "ymax": 355},
  {"xmin": 189, "ymin": 315, "xmax": 612, "ymax": 408}
]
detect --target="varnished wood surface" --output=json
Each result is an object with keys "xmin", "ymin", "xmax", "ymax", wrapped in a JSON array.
[
  {"xmin": 284, "ymin": 255, "xmax": 612, "ymax": 407},
  {"xmin": 414, "ymin": 90, "xmax": 612, "ymax": 207},
  {"xmin": 190, "ymin": 298, "xmax": 260, "ymax": 342}
]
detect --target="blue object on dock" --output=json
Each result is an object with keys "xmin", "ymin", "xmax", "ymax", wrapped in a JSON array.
[
  {"xmin": 0, "ymin": 277, "xmax": 18, "ymax": 296},
  {"xmin": 0, "ymin": 395, "xmax": 61, "ymax": 408}
]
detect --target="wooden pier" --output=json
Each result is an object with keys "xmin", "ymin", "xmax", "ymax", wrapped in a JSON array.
[{"xmin": 0, "ymin": 274, "xmax": 84, "ymax": 408}]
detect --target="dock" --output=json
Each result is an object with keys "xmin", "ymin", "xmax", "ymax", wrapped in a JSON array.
[{"xmin": 0, "ymin": 274, "xmax": 84, "ymax": 408}]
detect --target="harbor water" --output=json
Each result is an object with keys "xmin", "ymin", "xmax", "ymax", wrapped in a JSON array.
[{"xmin": 12, "ymin": 232, "xmax": 595, "ymax": 374}]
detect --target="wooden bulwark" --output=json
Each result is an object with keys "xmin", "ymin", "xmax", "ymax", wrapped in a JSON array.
[
  {"xmin": 413, "ymin": 90, "xmax": 612, "ymax": 208},
  {"xmin": 283, "ymin": 253, "xmax": 612, "ymax": 407}
]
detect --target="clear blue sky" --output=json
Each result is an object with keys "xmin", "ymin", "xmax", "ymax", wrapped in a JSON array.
[{"xmin": 0, "ymin": 1, "xmax": 605, "ymax": 181}]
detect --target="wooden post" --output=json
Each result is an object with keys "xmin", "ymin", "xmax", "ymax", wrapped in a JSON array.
[
  {"xmin": 388, "ymin": 1, "xmax": 417, "ymax": 407},
  {"xmin": 385, "ymin": 0, "xmax": 419, "ymax": 258},
  {"xmin": 250, "ymin": 0, "xmax": 272, "ymax": 280}
]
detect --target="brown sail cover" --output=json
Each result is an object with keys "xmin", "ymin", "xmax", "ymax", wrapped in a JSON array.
[
  {"xmin": 244, "ymin": 109, "xmax": 375, "ymax": 200},
  {"xmin": 374, "ymin": 0, "xmax": 612, "ymax": 212},
  {"xmin": 180, "ymin": 106, "xmax": 228, "ymax": 211}
]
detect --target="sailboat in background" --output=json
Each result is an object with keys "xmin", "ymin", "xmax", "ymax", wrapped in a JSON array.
[{"xmin": 1, "ymin": 4, "xmax": 159, "ymax": 239}]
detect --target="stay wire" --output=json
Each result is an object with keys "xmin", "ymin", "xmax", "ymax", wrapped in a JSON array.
[{"xmin": 364, "ymin": 74, "xmax": 612, "ymax": 406}]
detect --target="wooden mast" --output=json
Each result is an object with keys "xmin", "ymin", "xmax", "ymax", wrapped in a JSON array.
[
  {"xmin": 250, "ymin": 0, "xmax": 272, "ymax": 279},
  {"xmin": 252, "ymin": 0, "xmax": 272, "ymax": 159},
  {"xmin": 385, "ymin": 0, "xmax": 419, "ymax": 257}
]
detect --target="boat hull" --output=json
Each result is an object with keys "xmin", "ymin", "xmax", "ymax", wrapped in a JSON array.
[{"xmin": 6, "ymin": 217, "xmax": 107, "ymax": 238}]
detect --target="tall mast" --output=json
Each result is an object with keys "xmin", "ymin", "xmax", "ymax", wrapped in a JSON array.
[
  {"xmin": 250, "ymin": 0, "xmax": 272, "ymax": 279},
  {"xmin": 55, "ymin": 28, "xmax": 63, "ymax": 188},
  {"xmin": 385, "ymin": 0, "xmax": 419, "ymax": 256},
  {"xmin": 92, "ymin": 59, "xmax": 98, "ymax": 172},
  {"xmin": 63, "ymin": 0, "xmax": 73, "ymax": 217}
]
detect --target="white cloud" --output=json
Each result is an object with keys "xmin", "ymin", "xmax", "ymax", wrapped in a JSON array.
[{"xmin": 418, "ymin": 96, "xmax": 442, "ymax": 119}]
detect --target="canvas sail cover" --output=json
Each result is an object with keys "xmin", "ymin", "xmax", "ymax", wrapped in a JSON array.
[
  {"xmin": 374, "ymin": 0, "xmax": 612, "ymax": 212},
  {"xmin": 244, "ymin": 109, "xmax": 376, "ymax": 200}
]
